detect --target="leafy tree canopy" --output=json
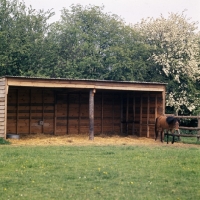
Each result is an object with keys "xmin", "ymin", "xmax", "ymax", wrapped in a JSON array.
[
  {"xmin": 0, "ymin": 0, "xmax": 54, "ymax": 77},
  {"xmin": 51, "ymin": 4, "xmax": 150, "ymax": 81},
  {"xmin": 134, "ymin": 12, "xmax": 200, "ymax": 114}
]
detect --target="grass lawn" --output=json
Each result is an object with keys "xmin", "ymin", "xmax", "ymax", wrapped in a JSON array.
[{"xmin": 0, "ymin": 144, "xmax": 200, "ymax": 200}]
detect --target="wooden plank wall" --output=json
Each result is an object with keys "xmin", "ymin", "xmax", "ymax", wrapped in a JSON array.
[
  {"xmin": 7, "ymin": 88, "xmax": 55, "ymax": 135},
  {"xmin": 131, "ymin": 92, "xmax": 163, "ymax": 138},
  {"xmin": 0, "ymin": 78, "xmax": 6, "ymax": 138},
  {"xmin": 6, "ymin": 87, "xmax": 164, "ymax": 138},
  {"xmin": 94, "ymin": 92, "xmax": 121, "ymax": 135}
]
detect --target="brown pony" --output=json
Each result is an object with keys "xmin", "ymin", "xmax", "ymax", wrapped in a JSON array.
[{"xmin": 155, "ymin": 115, "xmax": 180, "ymax": 142}]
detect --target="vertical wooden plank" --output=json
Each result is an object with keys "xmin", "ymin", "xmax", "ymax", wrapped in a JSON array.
[
  {"xmin": 198, "ymin": 113, "xmax": 200, "ymax": 135},
  {"xmin": 147, "ymin": 92, "xmax": 150, "ymax": 138},
  {"xmin": 4, "ymin": 79, "xmax": 8, "ymax": 138},
  {"xmin": 112, "ymin": 93, "xmax": 114, "ymax": 133},
  {"xmin": 120, "ymin": 94, "xmax": 123, "ymax": 134},
  {"xmin": 16, "ymin": 89, "xmax": 19, "ymax": 135},
  {"xmin": 139, "ymin": 95, "xmax": 143, "ymax": 137},
  {"xmin": 67, "ymin": 93, "xmax": 69, "ymax": 134},
  {"xmin": 29, "ymin": 89, "xmax": 32, "ymax": 134},
  {"xmin": 132, "ymin": 93, "xmax": 135, "ymax": 135},
  {"xmin": 42, "ymin": 90, "xmax": 44, "ymax": 133},
  {"xmin": 54, "ymin": 91, "xmax": 57, "ymax": 135},
  {"xmin": 126, "ymin": 93, "xmax": 129, "ymax": 135},
  {"xmin": 155, "ymin": 94, "xmax": 158, "ymax": 119},
  {"xmin": 89, "ymin": 89, "xmax": 95, "ymax": 140},
  {"xmin": 162, "ymin": 91, "xmax": 165, "ymax": 114},
  {"xmin": 78, "ymin": 92, "xmax": 81, "ymax": 134},
  {"xmin": 101, "ymin": 92, "xmax": 104, "ymax": 134}
]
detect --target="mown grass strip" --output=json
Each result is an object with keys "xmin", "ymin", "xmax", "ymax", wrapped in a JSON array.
[{"xmin": 0, "ymin": 145, "xmax": 200, "ymax": 200}]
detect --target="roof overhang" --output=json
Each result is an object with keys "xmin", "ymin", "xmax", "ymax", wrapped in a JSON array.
[{"xmin": 4, "ymin": 76, "xmax": 166, "ymax": 92}]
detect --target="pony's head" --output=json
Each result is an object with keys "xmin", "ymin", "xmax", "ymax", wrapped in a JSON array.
[
  {"xmin": 166, "ymin": 116, "xmax": 180, "ymax": 130},
  {"xmin": 174, "ymin": 119, "xmax": 180, "ymax": 130}
]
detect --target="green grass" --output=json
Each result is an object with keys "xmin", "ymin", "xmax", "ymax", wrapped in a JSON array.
[
  {"xmin": 180, "ymin": 137, "xmax": 200, "ymax": 145},
  {"xmin": 165, "ymin": 134, "xmax": 200, "ymax": 145},
  {"xmin": 0, "ymin": 138, "xmax": 10, "ymax": 145},
  {"xmin": 0, "ymin": 145, "xmax": 200, "ymax": 200}
]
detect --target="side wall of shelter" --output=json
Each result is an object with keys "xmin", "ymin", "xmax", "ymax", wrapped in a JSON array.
[
  {"xmin": 0, "ymin": 78, "xmax": 6, "ymax": 138},
  {"xmin": 7, "ymin": 87, "xmax": 164, "ymax": 138}
]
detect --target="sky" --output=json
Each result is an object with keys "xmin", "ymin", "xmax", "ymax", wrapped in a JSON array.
[{"xmin": 23, "ymin": 0, "xmax": 200, "ymax": 28}]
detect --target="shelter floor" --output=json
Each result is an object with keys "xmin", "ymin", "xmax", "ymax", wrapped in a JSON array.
[{"xmin": 6, "ymin": 133, "xmax": 198, "ymax": 148}]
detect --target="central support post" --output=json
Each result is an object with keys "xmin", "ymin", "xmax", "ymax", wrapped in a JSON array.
[{"xmin": 89, "ymin": 89, "xmax": 96, "ymax": 140}]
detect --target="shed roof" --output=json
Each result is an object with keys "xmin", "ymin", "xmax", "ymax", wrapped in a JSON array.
[{"xmin": 3, "ymin": 76, "xmax": 166, "ymax": 92}]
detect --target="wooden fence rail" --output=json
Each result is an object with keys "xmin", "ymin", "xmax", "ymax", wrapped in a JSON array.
[
  {"xmin": 170, "ymin": 115, "xmax": 200, "ymax": 131},
  {"xmin": 165, "ymin": 115, "xmax": 200, "ymax": 144},
  {"xmin": 164, "ymin": 133, "xmax": 200, "ymax": 144},
  {"xmin": 179, "ymin": 127, "xmax": 200, "ymax": 130},
  {"xmin": 174, "ymin": 116, "xmax": 200, "ymax": 119}
]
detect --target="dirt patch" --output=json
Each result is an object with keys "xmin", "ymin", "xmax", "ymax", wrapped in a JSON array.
[{"xmin": 6, "ymin": 133, "xmax": 200, "ymax": 148}]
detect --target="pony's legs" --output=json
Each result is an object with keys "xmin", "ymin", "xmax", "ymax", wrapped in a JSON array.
[
  {"xmin": 155, "ymin": 122, "xmax": 158, "ymax": 141},
  {"xmin": 166, "ymin": 131, "xmax": 169, "ymax": 144},
  {"xmin": 161, "ymin": 131, "xmax": 165, "ymax": 142},
  {"xmin": 177, "ymin": 129, "xmax": 181, "ymax": 141},
  {"xmin": 155, "ymin": 130, "xmax": 158, "ymax": 141},
  {"xmin": 172, "ymin": 133, "xmax": 175, "ymax": 144}
]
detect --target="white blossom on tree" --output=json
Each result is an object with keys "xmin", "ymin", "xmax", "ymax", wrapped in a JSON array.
[{"xmin": 135, "ymin": 12, "xmax": 200, "ymax": 113}]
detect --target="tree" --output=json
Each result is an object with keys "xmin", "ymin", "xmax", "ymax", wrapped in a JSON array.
[
  {"xmin": 0, "ymin": 0, "xmax": 55, "ymax": 77},
  {"xmin": 52, "ymin": 4, "xmax": 150, "ymax": 81},
  {"xmin": 135, "ymin": 12, "xmax": 200, "ymax": 114}
]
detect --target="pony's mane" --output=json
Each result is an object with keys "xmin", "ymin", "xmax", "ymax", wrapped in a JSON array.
[{"xmin": 166, "ymin": 116, "xmax": 180, "ymax": 125}]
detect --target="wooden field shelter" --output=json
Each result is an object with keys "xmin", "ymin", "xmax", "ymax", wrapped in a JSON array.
[{"xmin": 0, "ymin": 76, "xmax": 166, "ymax": 139}]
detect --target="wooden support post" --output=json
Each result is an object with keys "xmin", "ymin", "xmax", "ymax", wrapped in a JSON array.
[
  {"xmin": 162, "ymin": 91, "xmax": 165, "ymax": 114},
  {"xmin": 198, "ymin": 113, "xmax": 200, "ymax": 136},
  {"xmin": 89, "ymin": 89, "xmax": 95, "ymax": 140}
]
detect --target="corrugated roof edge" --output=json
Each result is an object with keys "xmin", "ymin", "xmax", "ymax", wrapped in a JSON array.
[{"xmin": 2, "ymin": 75, "xmax": 167, "ymax": 85}]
